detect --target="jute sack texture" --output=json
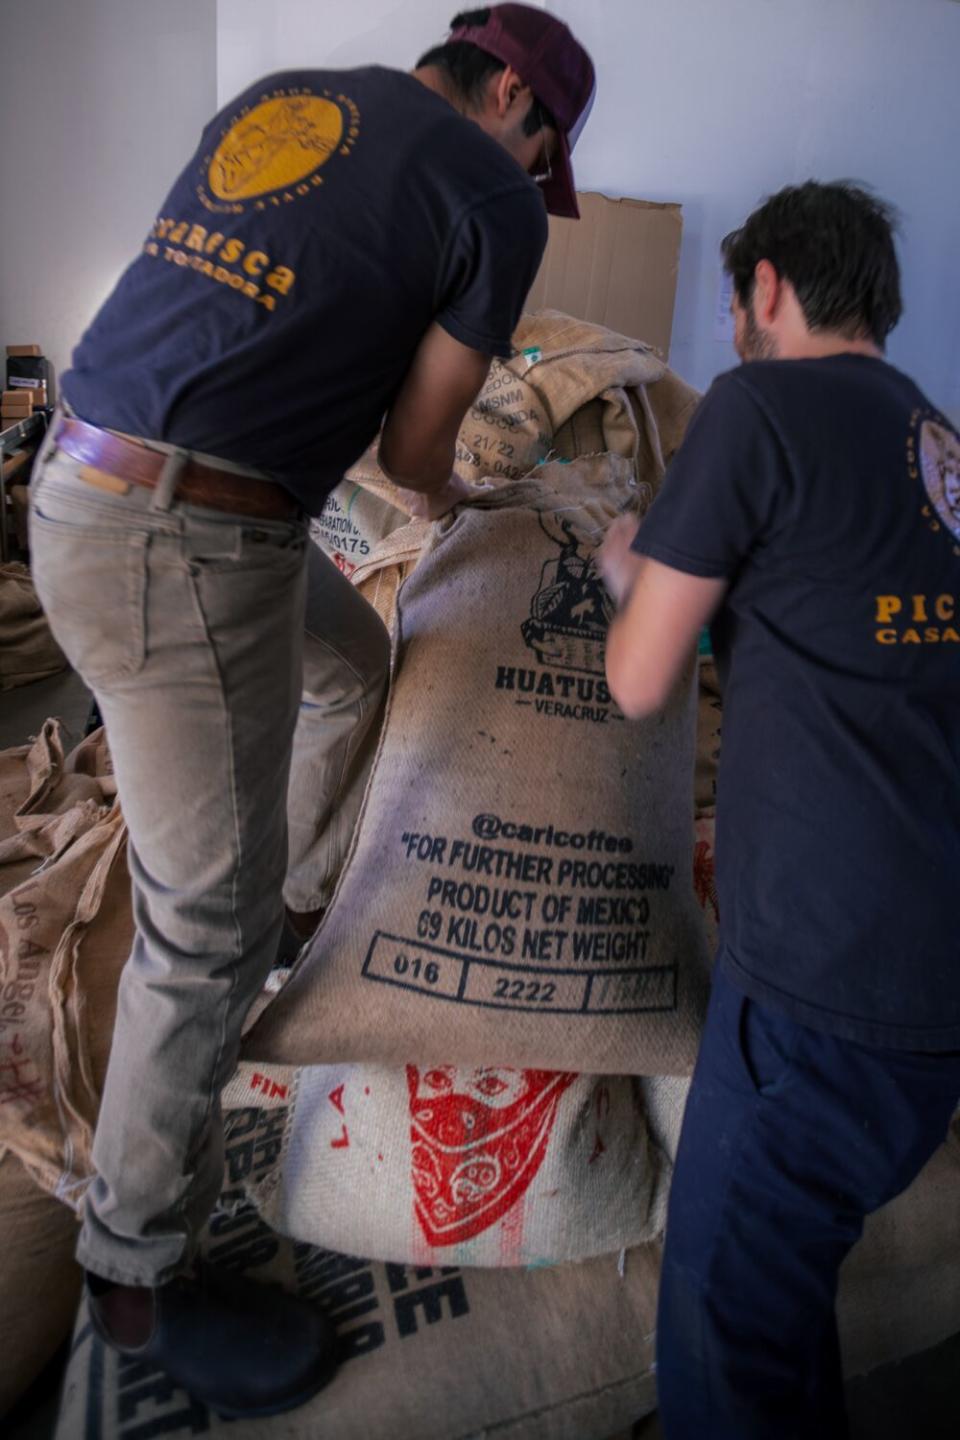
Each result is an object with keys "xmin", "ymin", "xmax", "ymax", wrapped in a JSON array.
[
  {"xmin": 0, "ymin": 561, "xmax": 68, "ymax": 691},
  {"xmin": 0, "ymin": 725, "xmax": 133, "ymax": 1199},
  {"xmin": 222, "ymin": 1060, "xmax": 666, "ymax": 1268},
  {"xmin": 342, "ymin": 313, "xmax": 700, "ymax": 643},
  {"xmin": 245, "ymin": 459, "xmax": 710, "ymax": 1075},
  {"xmin": 695, "ymin": 655, "xmax": 722, "ymax": 819},
  {"xmin": 0, "ymin": 1150, "xmax": 83, "ymax": 1417},
  {"xmin": 309, "ymin": 480, "xmax": 408, "ymax": 581},
  {"xmin": 346, "ymin": 309, "xmax": 687, "ymax": 509},
  {"xmin": 56, "ymin": 1102, "xmax": 662, "ymax": 1440}
]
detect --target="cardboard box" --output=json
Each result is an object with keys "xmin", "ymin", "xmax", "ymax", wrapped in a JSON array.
[
  {"xmin": 5, "ymin": 344, "xmax": 41, "ymax": 357},
  {"xmin": 526, "ymin": 191, "xmax": 683, "ymax": 361}
]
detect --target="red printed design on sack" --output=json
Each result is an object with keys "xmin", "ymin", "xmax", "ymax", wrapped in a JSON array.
[
  {"xmin": 406, "ymin": 1065, "xmax": 576, "ymax": 1246},
  {"xmin": 693, "ymin": 836, "xmax": 719, "ymax": 925}
]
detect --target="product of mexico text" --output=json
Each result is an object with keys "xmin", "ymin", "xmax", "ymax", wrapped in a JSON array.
[{"xmin": 245, "ymin": 460, "xmax": 710, "ymax": 1075}]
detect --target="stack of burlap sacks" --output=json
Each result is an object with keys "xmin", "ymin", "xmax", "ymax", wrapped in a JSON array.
[
  {"xmin": 2, "ymin": 313, "xmax": 959, "ymax": 1438},
  {"xmin": 0, "ymin": 561, "xmax": 67, "ymax": 692}
]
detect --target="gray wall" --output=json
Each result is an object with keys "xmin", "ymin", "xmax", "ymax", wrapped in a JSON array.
[{"xmin": 0, "ymin": 0, "xmax": 217, "ymax": 388}]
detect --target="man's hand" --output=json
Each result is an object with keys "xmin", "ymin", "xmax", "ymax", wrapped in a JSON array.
[
  {"xmin": 392, "ymin": 472, "xmax": 475, "ymax": 520},
  {"xmin": 598, "ymin": 513, "xmax": 645, "ymax": 607},
  {"xmin": 605, "ymin": 557, "xmax": 727, "ymax": 718}
]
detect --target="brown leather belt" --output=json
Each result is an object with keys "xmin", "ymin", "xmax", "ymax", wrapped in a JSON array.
[{"xmin": 53, "ymin": 417, "xmax": 300, "ymax": 521}]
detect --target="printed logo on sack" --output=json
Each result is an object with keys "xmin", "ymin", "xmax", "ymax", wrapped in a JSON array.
[
  {"xmin": 496, "ymin": 514, "xmax": 621, "ymax": 724},
  {"xmin": 407, "ymin": 1065, "xmax": 576, "ymax": 1249}
]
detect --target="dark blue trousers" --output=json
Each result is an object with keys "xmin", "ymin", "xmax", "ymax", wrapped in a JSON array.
[{"xmin": 656, "ymin": 966, "xmax": 960, "ymax": 1439}]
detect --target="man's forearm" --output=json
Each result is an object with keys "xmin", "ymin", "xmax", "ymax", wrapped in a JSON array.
[{"xmin": 378, "ymin": 435, "xmax": 455, "ymax": 494}]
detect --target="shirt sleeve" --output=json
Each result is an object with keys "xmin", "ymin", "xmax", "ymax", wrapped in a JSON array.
[
  {"xmin": 436, "ymin": 184, "xmax": 548, "ymax": 358},
  {"xmin": 631, "ymin": 371, "xmax": 794, "ymax": 579}
]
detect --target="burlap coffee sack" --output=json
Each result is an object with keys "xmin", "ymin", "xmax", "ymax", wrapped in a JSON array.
[
  {"xmin": 0, "ymin": 561, "xmax": 67, "ymax": 690},
  {"xmin": 245, "ymin": 464, "xmax": 709, "ymax": 1075},
  {"xmin": 838, "ymin": 1115, "xmax": 960, "ymax": 1376},
  {"xmin": 0, "ymin": 800, "xmax": 133, "ymax": 1199},
  {"xmin": 0, "ymin": 724, "xmax": 57, "ymax": 835},
  {"xmin": 0, "ymin": 1149, "xmax": 82, "ymax": 1418},
  {"xmin": 57, "ymin": 1103, "xmax": 662, "ymax": 1440},
  {"xmin": 346, "ymin": 311, "xmax": 672, "ymax": 515},
  {"xmin": 513, "ymin": 311, "xmax": 665, "ymax": 434},
  {"xmin": 1, "ymin": 719, "xmax": 111, "ymax": 830},
  {"xmin": 641, "ymin": 367, "xmax": 702, "ymax": 468},
  {"xmin": 309, "ymin": 479, "xmax": 409, "ymax": 581},
  {"xmin": 695, "ymin": 657, "xmax": 722, "ymax": 818},
  {"xmin": 221, "ymin": 1062, "xmax": 664, "ymax": 1268},
  {"xmin": 692, "ymin": 815, "xmax": 720, "ymax": 959}
]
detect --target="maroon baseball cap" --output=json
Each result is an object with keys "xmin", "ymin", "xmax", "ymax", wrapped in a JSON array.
[{"xmin": 447, "ymin": 4, "xmax": 596, "ymax": 219}]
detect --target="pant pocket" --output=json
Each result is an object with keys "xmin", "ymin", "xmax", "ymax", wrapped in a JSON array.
[
  {"xmin": 29, "ymin": 507, "xmax": 149, "ymax": 687},
  {"xmin": 737, "ymin": 994, "xmax": 801, "ymax": 1096}
]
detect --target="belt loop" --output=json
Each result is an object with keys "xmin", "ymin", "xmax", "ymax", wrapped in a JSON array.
[{"xmin": 150, "ymin": 449, "xmax": 189, "ymax": 511}]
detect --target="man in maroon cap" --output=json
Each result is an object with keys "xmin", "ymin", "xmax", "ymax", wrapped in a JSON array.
[{"xmin": 29, "ymin": 3, "xmax": 595, "ymax": 1420}]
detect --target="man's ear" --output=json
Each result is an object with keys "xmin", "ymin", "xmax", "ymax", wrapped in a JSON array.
[
  {"xmin": 752, "ymin": 258, "xmax": 782, "ymax": 326},
  {"xmin": 492, "ymin": 64, "xmax": 530, "ymax": 118}
]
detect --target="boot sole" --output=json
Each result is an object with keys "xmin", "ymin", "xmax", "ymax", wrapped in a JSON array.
[{"xmin": 211, "ymin": 1355, "xmax": 338, "ymax": 1420}]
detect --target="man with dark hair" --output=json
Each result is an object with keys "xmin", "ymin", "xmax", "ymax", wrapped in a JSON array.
[
  {"xmin": 28, "ymin": 4, "xmax": 595, "ymax": 1418},
  {"xmin": 599, "ymin": 180, "xmax": 960, "ymax": 1437}
]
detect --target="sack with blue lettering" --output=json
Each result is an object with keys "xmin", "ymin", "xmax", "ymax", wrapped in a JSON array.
[
  {"xmin": 245, "ymin": 457, "xmax": 710, "ymax": 1077},
  {"xmin": 309, "ymin": 478, "xmax": 408, "ymax": 582}
]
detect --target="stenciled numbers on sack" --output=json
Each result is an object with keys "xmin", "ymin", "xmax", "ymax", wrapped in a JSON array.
[
  {"xmin": 361, "ymin": 931, "xmax": 679, "ymax": 1015},
  {"xmin": 492, "ymin": 976, "xmax": 557, "ymax": 1004},
  {"xmin": 416, "ymin": 909, "xmax": 443, "ymax": 941},
  {"xmin": 393, "ymin": 952, "xmax": 440, "ymax": 985}
]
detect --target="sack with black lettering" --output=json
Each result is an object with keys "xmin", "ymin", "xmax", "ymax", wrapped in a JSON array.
[
  {"xmin": 57, "ymin": 1103, "xmax": 663, "ymax": 1440},
  {"xmin": 309, "ymin": 480, "xmax": 409, "ymax": 582},
  {"xmin": 222, "ymin": 1060, "xmax": 666, "ymax": 1267},
  {"xmin": 245, "ymin": 458, "xmax": 710, "ymax": 1076}
]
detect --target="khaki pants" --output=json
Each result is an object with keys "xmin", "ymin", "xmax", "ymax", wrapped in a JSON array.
[{"xmin": 28, "ymin": 438, "xmax": 388, "ymax": 1285}]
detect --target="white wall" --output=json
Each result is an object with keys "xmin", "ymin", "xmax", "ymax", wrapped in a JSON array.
[
  {"xmin": 549, "ymin": 0, "xmax": 960, "ymax": 415},
  {"xmin": 217, "ymin": 0, "xmax": 960, "ymax": 418},
  {"xmin": 0, "ymin": 0, "xmax": 217, "ymax": 387},
  {"xmin": 4, "ymin": 3, "xmax": 956, "ymax": 414}
]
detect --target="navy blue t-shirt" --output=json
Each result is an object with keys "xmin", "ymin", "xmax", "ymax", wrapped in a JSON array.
[
  {"xmin": 633, "ymin": 355, "xmax": 960, "ymax": 1049},
  {"xmin": 62, "ymin": 68, "xmax": 548, "ymax": 513}
]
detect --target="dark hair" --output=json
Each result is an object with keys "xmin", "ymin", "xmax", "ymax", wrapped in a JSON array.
[
  {"xmin": 721, "ymin": 181, "xmax": 903, "ymax": 347},
  {"xmin": 417, "ymin": 8, "xmax": 557, "ymax": 135}
]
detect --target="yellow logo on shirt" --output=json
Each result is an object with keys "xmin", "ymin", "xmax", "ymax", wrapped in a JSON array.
[
  {"xmin": 141, "ymin": 85, "xmax": 360, "ymax": 313},
  {"xmin": 874, "ymin": 593, "xmax": 960, "ymax": 645},
  {"xmin": 197, "ymin": 85, "xmax": 361, "ymax": 215},
  {"xmin": 210, "ymin": 96, "xmax": 343, "ymax": 199}
]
